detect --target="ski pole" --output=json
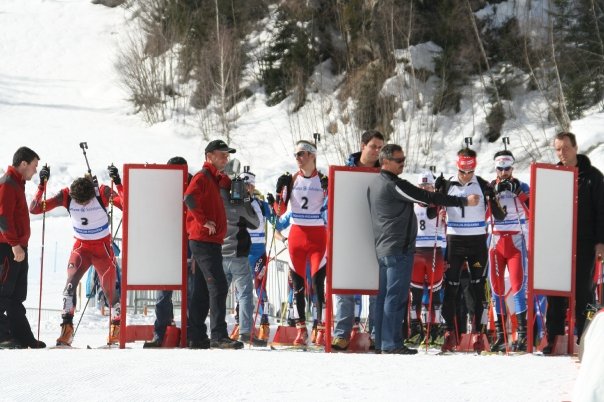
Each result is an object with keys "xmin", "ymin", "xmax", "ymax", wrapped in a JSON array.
[
  {"xmin": 73, "ymin": 272, "xmax": 99, "ymax": 339},
  {"xmin": 36, "ymin": 165, "xmax": 49, "ymax": 345},
  {"xmin": 487, "ymin": 197, "xmax": 510, "ymax": 354},
  {"xmin": 425, "ymin": 206, "xmax": 441, "ymax": 352}
]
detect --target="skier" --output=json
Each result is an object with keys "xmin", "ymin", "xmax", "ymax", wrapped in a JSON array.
[
  {"xmin": 0, "ymin": 146, "xmax": 46, "ymax": 349},
  {"xmin": 332, "ymin": 129, "xmax": 384, "ymax": 351},
  {"xmin": 30, "ymin": 166, "xmax": 123, "ymax": 346},
  {"xmin": 272, "ymin": 139, "xmax": 328, "ymax": 346},
  {"xmin": 367, "ymin": 144, "xmax": 479, "ymax": 354},
  {"xmin": 488, "ymin": 150, "xmax": 530, "ymax": 352},
  {"xmin": 406, "ymin": 171, "xmax": 446, "ymax": 346},
  {"xmin": 435, "ymin": 146, "xmax": 506, "ymax": 353}
]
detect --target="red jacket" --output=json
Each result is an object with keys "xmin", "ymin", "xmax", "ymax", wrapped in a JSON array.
[
  {"xmin": 184, "ymin": 162, "xmax": 230, "ymax": 244},
  {"xmin": 0, "ymin": 166, "xmax": 31, "ymax": 247}
]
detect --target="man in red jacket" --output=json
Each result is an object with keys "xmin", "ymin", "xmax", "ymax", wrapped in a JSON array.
[
  {"xmin": 0, "ymin": 146, "xmax": 46, "ymax": 349},
  {"xmin": 184, "ymin": 139, "xmax": 243, "ymax": 349}
]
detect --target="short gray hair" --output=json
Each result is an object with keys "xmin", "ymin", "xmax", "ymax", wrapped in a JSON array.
[{"xmin": 379, "ymin": 144, "xmax": 403, "ymax": 165}]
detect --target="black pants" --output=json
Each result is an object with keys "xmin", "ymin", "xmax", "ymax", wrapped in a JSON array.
[
  {"xmin": 0, "ymin": 243, "xmax": 36, "ymax": 345},
  {"xmin": 442, "ymin": 235, "xmax": 488, "ymax": 333},
  {"xmin": 546, "ymin": 242, "xmax": 596, "ymax": 342},
  {"xmin": 188, "ymin": 241, "xmax": 228, "ymax": 341}
]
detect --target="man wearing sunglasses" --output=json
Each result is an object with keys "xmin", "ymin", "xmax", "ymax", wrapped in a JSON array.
[
  {"xmin": 544, "ymin": 131, "xmax": 604, "ymax": 354},
  {"xmin": 435, "ymin": 147, "xmax": 506, "ymax": 353},
  {"xmin": 488, "ymin": 150, "xmax": 530, "ymax": 353},
  {"xmin": 367, "ymin": 144, "xmax": 480, "ymax": 354}
]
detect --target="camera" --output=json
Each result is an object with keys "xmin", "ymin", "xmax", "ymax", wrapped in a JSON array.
[{"xmin": 230, "ymin": 165, "xmax": 251, "ymax": 204}]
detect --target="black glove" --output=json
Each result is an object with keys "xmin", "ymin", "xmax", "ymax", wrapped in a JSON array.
[
  {"xmin": 435, "ymin": 173, "xmax": 445, "ymax": 192},
  {"xmin": 495, "ymin": 179, "xmax": 513, "ymax": 194},
  {"xmin": 39, "ymin": 165, "xmax": 50, "ymax": 183},
  {"xmin": 108, "ymin": 165, "xmax": 121, "ymax": 185},
  {"xmin": 266, "ymin": 192, "xmax": 275, "ymax": 206},
  {"xmin": 276, "ymin": 173, "xmax": 292, "ymax": 194},
  {"xmin": 511, "ymin": 178, "xmax": 522, "ymax": 196}
]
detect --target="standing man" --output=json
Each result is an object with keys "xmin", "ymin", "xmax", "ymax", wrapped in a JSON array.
[
  {"xmin": 435, "ymin": 147, "xmax": 506, "ymax": 353},
  {"xmin": 0, "ymin": 147, "xmax": 45, "ymax": 349},
  {"xmin": 544, "ymin": 132, "xmax": 604, "ymax": 353},
  {"xmin": 367, "ymin": 144, "xmax": 479, "ymax": 354},
  {"xmin": 488, "ymin": 150, "xmax": 530, "ymax": 352},
  {"xmin": 332, "ymin": 130, "xmax": 383, "ymax": 351},
  {"xmin": 185, "ymin": 140, "xmax": 243, "ymax": 349},
  {"xmin": 220, "ymin": 171, "xmax": 262, "ymax": 346}
]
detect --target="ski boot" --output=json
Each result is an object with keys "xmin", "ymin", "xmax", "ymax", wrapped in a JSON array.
[
  {"xmin": 293, "ymin": 321, "xmax": 308, "ymax": 346},
  {"xmin": 108, "ymin": 319, "xmax": 120, "ymax": 345},
  {"xmin": 56, "ymin": 322, "xmax": 74, "ymax": 346},
  {"xmin": 258, "ymin": 317, "xmax": 270, "ymax": 342},
  {"xmin": 472, "ymin": 333, "xmax": 486, "ymax": 353},
  {"xmin": 314, "ymin": 323, "xmax": 326, "ymax": 346},
  {"xmin": 441, "ymin": 330, "xmax": 457, "ymax": 352},
  {"xmin": 512, "ymin": 314, "xmax": 527, "ymax": 352},
  {"xmin": 331, "ymin": 336, "xmax": 349, "ymax": 351},
  {"xmin": 490, "ymin": 314, "xmax": 507, "ymax": 353},
  {"xmin": 310, "ymin": 320, "xmax": 318, "ymax": 344},
  {"xmin": 405, "ymin": 319, "xmax": 424, "ymax": 346},
  {"xmin": 229, "ymin": 324, "xmax": 240, "ymax": 341}
]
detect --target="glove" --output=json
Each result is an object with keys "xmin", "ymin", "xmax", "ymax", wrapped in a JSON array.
[
  {"xmin": 495, "ymin": 179, "xmax": 513, "ymax": 194},
  {"xmin": 511, "ymin": 178, "xmax": 522, "ymax": 196},
  {"xmin": 39, "ymin": 165, "xmax": 50, "ymax": 183},
  {"xmin": 266, "ymin": 192, "xmax": 275, "ymax": 206},
  {"xmin": 276, "ymin": 173, "xmax": 292, "ymax": 194},
  {"xmin": 107, "ymin": 165, "xmax": 121, "ymax": 185},
  {"xmin": 434, "ymin": 173, "xmax": 445, "ymax": 192}
]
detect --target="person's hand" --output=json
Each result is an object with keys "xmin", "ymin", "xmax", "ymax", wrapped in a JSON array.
[
  {"xmin": 596, "ymin": 243, "xmax": 604, "ymax": 262},
  {"xmin": 511, "ymin": 178, "xmax": 523, "ymax": 196},
  {"xmin": 276, "ymin": 173, "xmax": 292, "ymax": 194},
  {"xmin": 266, "ymin": 192, "xmax": 275, "ymax": 205},
  {"xmin": 435, "ymin": 173, "xmax": 446, "ymax": 192},
  {"xmin": 39, "ymin": 165, "xmax": 50, "ymax": 183},
  {"xmin": 495, "ymin": 179, "xmax": 514, "ymax": 194},
  {"xmin": 12, "ymin": 245, "xmax": 25, "ymax": 262},
  {"xmin": 466, "ymin": 194, "xmax": 480, "ymax": 206},
  {"xmin": 204, "ymin": 220, "xmax": 217, "ymax": 235},
  {"xmin": 107, "ymin": 165, "xmax": 121, "ymax": 185}
]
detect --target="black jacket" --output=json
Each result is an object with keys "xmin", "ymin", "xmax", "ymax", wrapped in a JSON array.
[{"xmin": 559, "ymin": 154, "xmax": 604, "ymax": 245}]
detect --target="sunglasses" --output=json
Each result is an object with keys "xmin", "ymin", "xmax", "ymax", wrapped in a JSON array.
[
  {"xmin": 458, "ymin": 169, "xmax": 474, "ymax": 175},
  {"xmin": 388, "ymin": 157, "xmax": 406, "ymax": 164},
  {"xmin": 496, "ymin": 166, "xmax": 512, "ymax": 172},
  {"xmin": 294, "ymin": 151, "xmax": 308, "ymax": 158}
]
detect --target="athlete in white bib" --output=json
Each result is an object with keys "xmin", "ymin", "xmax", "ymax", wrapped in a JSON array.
[
  {"xmin": 488, "ymin": 150, "xmax": 530, "ymax": 352},
  {"xmin": 435, "ymin": 148, "xmax": 506, "ymax": 353},
  {"xmin": 273, "ymin": 140, "xmax": 328, "ymax": 346},
  {"xmin": 30, "ymin": 167, "xmax": 124, "ymax": 347}
]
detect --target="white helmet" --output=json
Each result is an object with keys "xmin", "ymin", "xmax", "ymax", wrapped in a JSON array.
[{"xmin": 417, "ymin": 171, "xmax": 435, "ymax": 186}]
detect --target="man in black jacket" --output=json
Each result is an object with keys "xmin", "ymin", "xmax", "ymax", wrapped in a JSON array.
[
  {"xmin": 367, "ymin": 144, "xmax": 479, "ymax": 354},
  {"xmin": 544, "ymin": 132, "xmax": 604, "ymax": 353}
]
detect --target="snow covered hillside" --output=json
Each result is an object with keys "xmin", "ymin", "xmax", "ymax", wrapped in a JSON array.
[{"xmin": 0, "ymin": 1, "xmax": 593, "ymax": 400}]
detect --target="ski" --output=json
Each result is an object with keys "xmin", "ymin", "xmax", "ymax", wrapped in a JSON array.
[
  {"xmin": 480, "ymin": 350, "xmax": 528, "ymax": 356},
  {"xmin": 269, "ymin": 344, "xmax": 324, "ymax": 352},
  {"xmin": 50, "ymin": 345, "xmax": 79, "ymax": 349},
  {"xmin": 87, "ymin": 344, "xmax": 122, "ymax": 349}
]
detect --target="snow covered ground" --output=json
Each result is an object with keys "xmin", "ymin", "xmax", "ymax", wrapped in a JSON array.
[{"xmin": 0, "ymin": 0, "xmax": 598, "ymax": 400}]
